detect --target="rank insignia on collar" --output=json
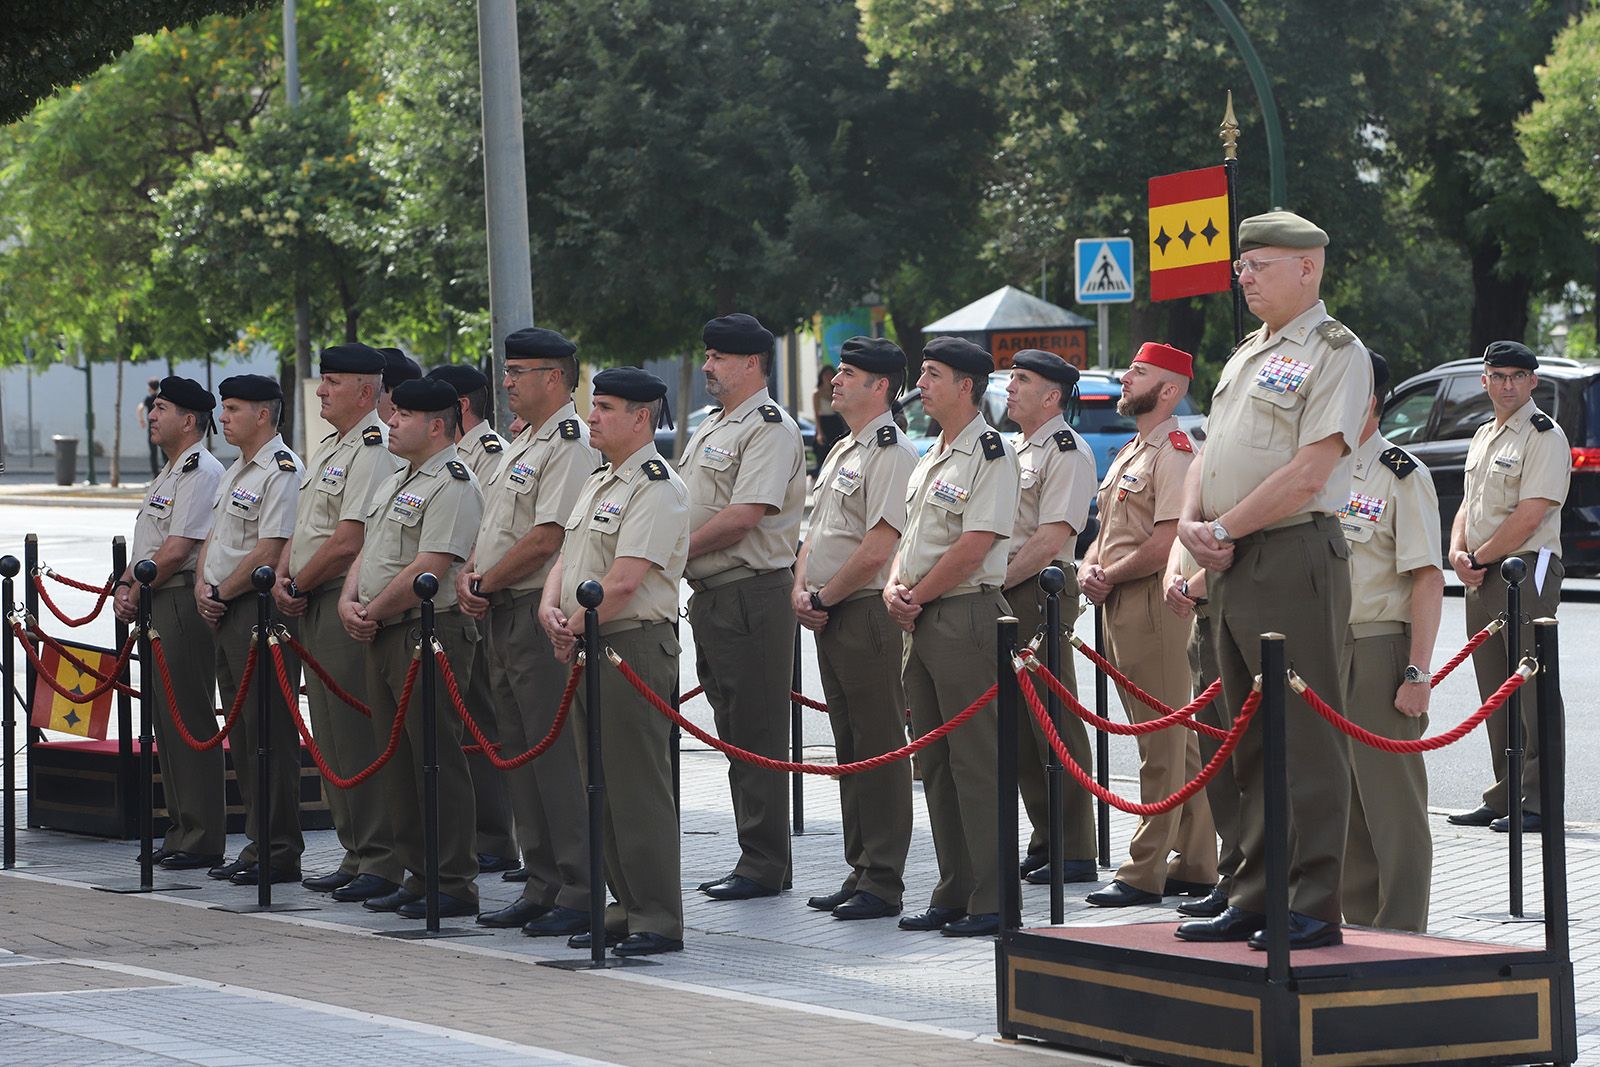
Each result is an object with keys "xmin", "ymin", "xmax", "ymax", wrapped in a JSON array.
[
  {"xmin": 1315, "ymin": 319, "xmax": 1356, "ymax": 349},
  {"xmin": 362, "ymin": 426, "xmax": 384, "ymax": 446},
  {"xmin": 1168, "ymin": 430, "xmax": 1193, "ymax": 453},
  {"xmin": 1530, "ymin": 412, "xmax": 1554, "ymax": 432},
  {"xmin": 274, "ymin": 449, "xmax": 297, "ymax": 472},
  {"xmin": 876, "ymin": 424, "xmax": 898, "ymax": 446},
  {"xmin": 759, "ymin": 404, "xmax": 783, "ymax": 423},
  {"xmin": 446, "ymin": 460, "xmax": 471, "ymax": 481},
  {"xmin": 482, "ymin": 435, "xmax": 503, "ymax": 453},
  {"xmin": 980, "ymin": 430, "xmax": 1004, "ymax": 460},
  {"xmin": 182, "ymin": 452, "xmax": 200, "ymax": 472},
  {"xmin": 642, "ymin": 459, "xmax": 668, "ymax": 481},
  {"xmin": 559, "ymin": 419, "xmax": 581, "ymax": 440},
  {"xmin": 1378, "ymin": 446, "xmax": 1417, "ymax": 479},
  {"xmin": 1052, "ymin": 429, "xmax": 1076, "ymax": 453}
]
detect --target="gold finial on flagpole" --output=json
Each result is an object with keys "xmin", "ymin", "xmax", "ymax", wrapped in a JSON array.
[{"xmin": 1220, "ymin": 90, "xmax": 1240, "ymax": 161}]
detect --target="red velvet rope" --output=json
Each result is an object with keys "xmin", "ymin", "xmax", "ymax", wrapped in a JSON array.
[
  {"xmin": 276, "ymin": 627, "xmax": 372, "ymax": 717},
  {"xmin": 270, "ymin": 638, "xmax": 411, "ymax": 789},
  {"xmin": 32, "ymin": 570, "xmax": 115, "ymax": 627},
  {"xmin": 40, "ymin": 567, "xmax": 114, "ymax": 594},
  {"xmin": 150, "ymin": 633, "xmax": 253, "ymax": 751},
  {"xmin": 1294, "ymin": 667, "xmax": 1531, "ymax": 754},
  {"xmin": 676, "ymin": 683, "xmax": 828, "ymax": 713},
  {"xmin": 433, "ymin": 646, "xmax": 581, "ymax": 769},
  {"xmin": 1019, "ymin": 665, "xmax": 1259, "ymax": 816},
  {"xmin": 15, "ymin": 620, "xmax": 140, "ymax": 702},
  {"xmin": 611, "ymin": 650, "xmax": 994, "ymax": 776},
  {"xmin": 1429, "ymin": 622, "xmax": 1499, "ymax": 688},
  {"xmin": 1021, "ymin": 648, "xmax": 1228, "ymax": 740},
  {"xmin": 1069, "ymin": 639, "xmax": 1225, "ymax": 724}
]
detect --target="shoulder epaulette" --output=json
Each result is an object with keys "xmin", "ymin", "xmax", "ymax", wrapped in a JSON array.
[
  {"xmin": 446, "ymin": 460, "xmax": 470, "ymax": 481},
  {"xmin": 1052, "ymin": 429, "xmax": 1077, "ymax": 453},
  {"xmin": 482, "ymin": 434, "xmax": 503, "ymax": 454},
  {"xmin": 274, "ymin": 449, "xmax": 297, "ymax": 472},
  {"xmin": 1315, "ymin": 319, "xmax": 1356, "ymax": 349},
  {"xmin": 1530, "ymin": 412, "xmax": 1554, "ymax": 432},
  {"xmin": 1379, "ymin": 446, "xmax": 1417, "ymax": 479},
  {"xmin": 642, "ymin": 459, "xmax": 669, "ymax": 481},
  {"xmin": 876, "ymin": 424, "xmax": 898, "ymax": 447},
  {"xmin": 362, "ymin": 426, "xmax": 384, "ymax": 446},
  {"xmin": 980, "ymin": 430, "xmax": 1004, "ymax": 460},
  {"xmin": 182, "ymin": 452, "xmax": 200, "ymax": 472},
  {"xmin": 759, "ymin": 404, "xmax": 783, "ymax": 423},
  {"xmin": 1168, "ymin": 430, "xmax": 1193, "ymax": 454},
  {"xmin": 559, "ymin": 419, "xmax": 581, "ymax": 441}
]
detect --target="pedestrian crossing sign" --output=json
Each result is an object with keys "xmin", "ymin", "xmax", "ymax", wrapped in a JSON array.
[{"xmin": 1075, "ymin": 238, "xmax": 1135, "ymax": 304}]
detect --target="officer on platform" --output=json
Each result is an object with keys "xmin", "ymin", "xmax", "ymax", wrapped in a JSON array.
[
  {"xmin": 540, "ymin": 367, "xmax": 689, "ymax": 957},
  {"xmin": 1176, "ymin": 210, "xmax": 1371, "ymax": 951},
  {"xmin": 460, "ymin": 328, "xmax": 600, "ymax": 936},
  {"xmin": 888, "ymin": 336, "xmax": 1020, "ymax": 938},
  {"xmin": 376, "ymin": 347, "xmax": 421, "ymax": 424},
  {"xmin": 113, "ymin": 377, "xmax": 226, "ymax": 871},
  {"xmin": 195, "ymin": 374, "xmax": 305, "ymax": 886},
  {"xmin": 1446, "ymin": 340, "xmax": 1571, "ymax": 834},
  {"xmin": 1000, "ymin": 348, "xmax": 1097, "ymax": 888},
  {"xmin": 341, "ymin": 376, "xmax": 485, "ymax": 919},
  {"xmin": 275, "ymin": 343, "xmax": 406, "ymax": 902},
  {"xmin": 682, "ymin": 313, "xmax": 807, "ymax": 901},
  {"xmin": 793, "ymin": 336, "xmax": 918, "ymax": 922},
  {"xmin": 1339, "ymin": 351, "xmax": 1443, "ymax": 932}
]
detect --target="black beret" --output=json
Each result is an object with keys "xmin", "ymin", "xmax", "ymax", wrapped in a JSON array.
[
  {"xmin": 390, "ymin": 377, "xmax": 459, "ymax": 413},
  {"xmin": 921, "ymin": 335, "xmax": 994, "ymax": 375},
  {"xmin": 1369, "ymin": 351, "xmax": 1391, "ymax": 399},
  {"xmin": 156, "ymin": 376, "xmax": 215, "ymax": 414},
  {"xmin": 839, "ymin": 336, "xmax": 906, "ymax": 375},
  {"xmin": 592, "ymin": 367, "xmax": 668, "ymax": 402},
  {"xmin": 1011, "ymin": 349, "xmax": 1079, "ymax": 388},
  {"xmin": 702, "ymin": 313, "xmax": 774, "ymax": 355},
  {"xmin": 427, "ymin": 363, "xmax": 489, "ymax": 396},
  {"xmin": 219, "ymin": 374, "xmax": 283, "ymax": 402},
  {"xmin": 504, "ymin": 326, "xmax": 576, "ymax": 361},
  {"xmin": 377, "ymin": 347, "xmax": 422, "ymax": 390},
  {"xmin": 1482, "ymin": 340, "xmax": 1538, "ymax": 371},
  {"xmin": 319, "ymin": 343, "xmax": 385, "ymax": 375}
]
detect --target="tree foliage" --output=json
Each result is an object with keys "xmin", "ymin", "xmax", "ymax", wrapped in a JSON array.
[{"xmin": 1520, "ymin": 6, "xmax": 1600, "ymax": 241}]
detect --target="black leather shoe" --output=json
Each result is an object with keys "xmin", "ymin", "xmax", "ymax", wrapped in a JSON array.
[
  {"xmin": 567, "ymin": 930, "xmax": 624, "ymax": 949},
  {"xmin": 613, "ymin": 932, "xmax": 684, "ymax": 956},
  {"xmin": 1086, "ymin": 880, "xmax": 1162, "ymax": 908},
  {"xmin": 1175, "ymin": 905, "xmax": 1265, "ymax": 942},
  {"xmin": 208, "ymin": 858, "xmax": 249, "ymax": 880},
  {"xmin": 477, "ymin": 852, "xmax": 518, "ymax": 873},
  {"xmin": 302, "ymin": 870, "xmax": 355, "ymax": 893},
  {"xmin": 1025, "ymin": 859, "xmax": 1098, "ymax": 885},
  {"xmin": 230, "ymin": 864, "xmax": 301, "ymax": 886},
  {"xmin": 161, "ymin": 852, "xmax": 224, "ymax": 871},
  {"xmin": 898, "ymin": 905, "xmax": 965, "ymax": 931},
  {"xmin": 362, "ymin": 887, "xmax": 422, "ymax": 912},
  {"xmin": 397, "ymin": 893, "xmax": 478, "ymax": 919},
  {"xmin": 1019, "ymin": 851, "xmax": 1048, "ymax": 878},
  {"xmin": 1447, "ymin": 804, "xmax": 1501, "ymax": 827},
  {"xmin": 1164, "ymin": 878, "xmax": 1214, "ymax": 897},
  {"xmin": 332, "ymin": 875, "xmax": 400, "ymax": 903},
  {"xmin": 1176, "ymin": 887, "xmax": 1229, "ymax": 918},
  {"xmin": 1247, "ymin": 912, "xmax": 1343, "ymax": 951},
  {"xmin": 702, "ymin": 875, "xmax": 780, "ymax": 901},
  {"xmin": 138, "ymin": 847, "xmax": 173, "ymax": 865},
  {"xmin": 832, "ymin": 891, "xmax": 900, "ymax": 920},
  {"xmin": 807, "ymin": 887, "xmax": 854, "ymax": 912},
  {"xmin": 1491, "ymin": 812, "xmax": 1541, "ymax": 833},
  {"xmin": 522, "ymin": 905, "xmax": 590, "ymax": 936},
  {"xmin": 696, "ymin": 871, "xmax": 737, "ymax": 892},
  {"xmin": 942, "ymin": 912, "xmax": 1000, "ymax": 937},
  {"xmin": 478, "ymin": 899, "xmax": 550, "ymax": 928},
  {"xmin": 502, "ymin": 866, "xmax": 529, "ymax": 882}
]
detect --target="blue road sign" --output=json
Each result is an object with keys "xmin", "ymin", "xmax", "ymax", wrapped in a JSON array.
[{"xmin": 1075, "ymin": 238, "xmax": 1135, "ymax": 304}]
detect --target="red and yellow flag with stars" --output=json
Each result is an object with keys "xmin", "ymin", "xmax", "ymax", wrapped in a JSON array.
[
  {"xmin": 29, "ymin": 642, "xmax": 115, "ymax": 739},
  {"xmin": 1147, "ymin": 166, "xmax": 1232, "ymax": 302}
]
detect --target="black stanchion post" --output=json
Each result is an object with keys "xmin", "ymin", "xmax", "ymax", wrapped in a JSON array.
[
  {"xmin": 671, "ymin": 620, "xmax": 682, "ymax": 818},
  {"xmin": 791, "ymin": 619, "xmax": 803, "ymax": 837},
  {"xmin": 1, "ymin": 555, "xmax": 18, "ymax": 870},
  {"xmin": 996, "ymin": 614, "xmax": 1022, "ymax": 932},
  {"xmin": 253, "ymin": 566, "xmax": 275, "ymax": 908},
  {"xmin": 579, "ymin": 580, "xmax": 606, "ymax": 966},
  {"xmin": 1260, "ymin": 632, "xmax": 1289, "ymax": 983},
  {"xmin": 1038, "ymin": 566, "xmax": 1066, "ymax": 924},
  {"xmin": 23, "ymin": 535, "xmax": 38, "ymax": 750},
  {"xmin": 1534, "ymin": 618, "xmax": 1577, "ymax": 1063},
  {"xmin": 136, "ymin": 560, "xmax": 157, "ymax": 891},
  {"xmin": 111, "ymin": 536, "xmax": 134, "ymax": 838},
  {"xmin": 1501, "ymin": 556, "xmax": 1526, "ymax": 918},
  {"xmin": 414, "ymin": 572, "xmax": 442, "ymax": 934},
  {"xmin": 1092, "ymin": 603, "xmax": 1110, "ymax": 870}
]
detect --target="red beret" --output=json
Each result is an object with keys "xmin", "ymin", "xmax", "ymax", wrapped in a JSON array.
[{"xmin": 1131, "ymin": 342, "xmax": 1193, "ymax": 380}]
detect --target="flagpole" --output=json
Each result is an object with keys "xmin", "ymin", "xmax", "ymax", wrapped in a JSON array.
[{"xmin": 1221, "ymin": 92, "xmax": 1245, "ymax": 345}]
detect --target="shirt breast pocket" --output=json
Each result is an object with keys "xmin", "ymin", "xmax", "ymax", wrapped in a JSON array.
[
  {"xmin": 698, "ymin": 446, "xmax": 735, "ymax": 473},
  {"xmin": 1245, "ymin": 385, "xmax": 1301, "ymax": 450},
  {"xmin": 1020, "ymin": 467, "xmax": 1038, "ymax": 492},
  {"xmin": 1488, "ymin": 455, "xmax": 1523, "ymax": 508},
  {"xmin": 1339, "ymin": 518, "xmax": 1377, "ymax": 544}
]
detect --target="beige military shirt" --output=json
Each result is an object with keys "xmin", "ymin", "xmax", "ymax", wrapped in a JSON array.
[
  {"xmin": 1011, "ymin": 413, "xmax": 1094, "ymax": 571},
  {"xmin": 897, "ymin": 413, "xmax": 1020, "ymax": 591},
  {"xmin": 560, "ymin": 443, "xmax": 689, "ymax": 630},
  {"xmin": 1341, "ymin": 432, "xmax": 1441, "ymax": 626},
  {"xmin": 288, "ymin": 416, "xmax": 406, "ymax": 576},
  {"xmin": 1199, "ymin": 300, "xmax": 1372, "ymax": 521},
  {"xmin": 458, "ymin": 419, "xmax": 506, "ymax": 481},
  {"xmin": 476, "ymin": 403, "xmax": 600, "ymax": 592},
  {"xmin": 805, "ymin": 411, "xmax": 918, "ymax": 592},
  {"xmin": 357, "ymin": 443, "xmax": 483, "ymax": 611},
  {"xmin": 1096, "ymin": 416, "xmax": 1194, "ymax": 567},
  {"xmin": 678, "ymin": 388, "xmax": 805, "ymax": 580},
  {"xmin": 1463, "ymin": 398, "xmax": 1570, "ymax": 558},
  {"xmin": 202, "ymin": 434, "xmax": 302, "ymax": 587},
  {"xmin": 132, "ymin": 440, "xmax": 225, "ymax": 577}
]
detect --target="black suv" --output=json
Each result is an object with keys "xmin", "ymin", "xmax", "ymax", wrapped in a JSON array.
[{"xmin": 1378, "ymin": 356, "xmax": 1600, "ymax": 577}]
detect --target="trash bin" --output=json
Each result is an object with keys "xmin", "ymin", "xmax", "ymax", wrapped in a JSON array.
[{"xmin": 51, "ymin": 435, "xmax": 78, "ymax": 486}]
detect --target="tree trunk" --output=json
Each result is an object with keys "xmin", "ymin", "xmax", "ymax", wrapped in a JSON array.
[
  {"xmin": 1164, "ymin": 299, "xmax": 1209, "ymax": 362},
  {"xmin": 111, "ymin": 342, "xmax": 124, "ymax": 488},
  {"xmin": 1468, "ymin": 242, "xmax": 1532, "ymax": 360},
  {"xmin": 674, "ymin": 349, "xmax": 694, "ymax": 459}
]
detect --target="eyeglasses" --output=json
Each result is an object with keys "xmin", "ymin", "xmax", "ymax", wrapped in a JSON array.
[
  {"xmin": 504, "ymin": 365, "xmax": 562, "ymax": 379},
  {"xmin": 1232, "ymin": 255, "xmax": 1301, "ymax": 275},
  {"xmin": 1485, "ymin": 371, "xmax": 1533, "ymax": 386}
]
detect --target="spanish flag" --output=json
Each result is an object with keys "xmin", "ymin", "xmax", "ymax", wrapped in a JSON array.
[
  {"xmin": 29, "ymin": 642, "xmax": 115, "ymax": 739},
  {"xmin": 1147, "ymin": 166, "xmax": 1232, "ymax": 301}
]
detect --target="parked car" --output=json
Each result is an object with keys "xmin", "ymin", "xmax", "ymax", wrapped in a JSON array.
[
  {"xmin": 655, "ymin": 404, "xmax": 819, "ymax": 472},
  {"xmin": 1378, "ymin": 356, "xmax": 1600, "ymax": 577}
]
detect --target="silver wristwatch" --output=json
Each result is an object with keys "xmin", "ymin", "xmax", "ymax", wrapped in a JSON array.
[
  {"xmin": 1403, "ymin": 665, "xmax": 1429, "ymax": 686},
  {"xmin": 1210, "ymin": 520, "xmax": 1232, "ymax": 545}
]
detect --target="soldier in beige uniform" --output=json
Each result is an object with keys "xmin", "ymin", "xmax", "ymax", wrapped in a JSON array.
[
  {"xmin": 341, "ymin": 377, "xmax": 485, "ymax": 919},
  {"xmin": 428, "ymin": 362, "xmax": 517, "ymax": 872},
  {"xmin": 1176, "ymin": 211, "xmax": 1371, "ymax": 951},
  {"xmin": 113, "ymin": 377, "xmax": 226, "ymax": 870},
  {"xmin": 999, "ymin": 349, "xmax": 1097, "ymax": 887},
  {"xmin": 794, "ymin": 337, "xmax": 918, "ymax": 921},
  {"xmin": 682, "ymin": 313, "xmax": 807, "ymax": 901},
  {"xmin": 1081, "ymin": 343, "xmax": 1217, "ymax": 907},
  {"xmin": 275, "ymin": 343, "xmax": 406, "ymax": 901},
  {"xmin": 888, "ymin": 336, "xmax": 1020, "ymax": 938},
  {"xmin": 1446, "ymin": 341, "xmax": 1571, "ymax": 833},
  {"xmin": 1339, "ymin": 352, "xmax": 1442, "ymax": 932},
  {"xmin": 195, "ymin": 375, "xmax": 305, "ymax": 884},
  {"xmin": 458, "ymin": 328, "xmax": 600, "ymax": 936},
  {"xmin": 540, "ymin": 367, "xmax": 689, "ymax": 957}
]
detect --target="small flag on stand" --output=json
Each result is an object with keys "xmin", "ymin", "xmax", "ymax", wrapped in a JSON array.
[
  {"xmin": 29, "ymin": 642, "xmax": 115, "ymax": 739},
  {"xmin": 1147, "ymin": 165, "xmax": 1232, "ymax": 301}
]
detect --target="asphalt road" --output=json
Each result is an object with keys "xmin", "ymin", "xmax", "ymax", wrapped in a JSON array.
[{"xmin": 5, "ymin": 502, "xmax": 1596, "ymax": 823}]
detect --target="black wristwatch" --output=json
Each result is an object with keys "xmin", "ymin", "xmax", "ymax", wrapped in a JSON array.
[
  {"xmin": 286, "ymin": 578, "xmax": 308, "ymax": 599},
  {"xmin": 1466, "ymin": 551, "xmax": 1488, "ymax": 571},
  {"xmin": 809, "ymin": 591, "xmax": 831, "ymax": 613},
  {"xmin": 114, "ymin": 579, "xmax": 132, "ymax": 591}
]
